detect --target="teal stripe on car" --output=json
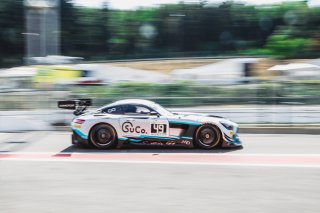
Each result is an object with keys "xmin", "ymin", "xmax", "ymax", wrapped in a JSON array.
[
  {"xmin": 169, "ymin": 120, "xmax": 201, "ymax": 126},
  {"xmin": 118, "ymin": 138, "xmax": 127, "ymax": 141},
  {"xmin": 118, "ymin": 135, "xmax": 193, "ymax": 142},
  {"xmin": 118, "ymin": 137, "xmax": 143, "ymax": 143},
  {"xmin": 180, "ymin": 136, "xmax": 193, "ymax": 140},
  {"xmin": 137, "ymin": 135, "xmax": 192, "ymax": 140},
  {"xmin": 73, "ymin": 128, "xmax": 88, "ymax": 139},
  {"xmin": 128, "ymin": 139, "xmax": 142, "ymax": 143},
  {"xmin": 137, "ymin": 135, "xmax": 174, "ymax": 140}
]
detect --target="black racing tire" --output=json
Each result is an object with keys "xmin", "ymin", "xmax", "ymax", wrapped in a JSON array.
[
  {"xmin": 89, "ymin": 124, "xmax": 117, "ymax": 149},
  {"xmin": 194, "ymin": 124, "xmax": 222, "ymax": 149}
]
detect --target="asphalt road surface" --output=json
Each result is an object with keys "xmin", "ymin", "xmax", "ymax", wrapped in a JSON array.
[{"xmin": 0, "ymin": 132, "xmax": 320, "ymax": 213}]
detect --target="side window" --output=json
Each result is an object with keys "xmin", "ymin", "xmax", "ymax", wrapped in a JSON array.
[
  {"xmin": 136, "ymin": 106, "xmax": 151, "ymax": 115},
  {"xmin": 102, "ymin": 105, "xmax": 123, "ymax": 114},
  {"xmin": 122, "ymin": 105, "xmax": 138, "ymax": 115},
  {"xmin": 122, "ymin": 104, "xmax": 152, "ymax": 115}
]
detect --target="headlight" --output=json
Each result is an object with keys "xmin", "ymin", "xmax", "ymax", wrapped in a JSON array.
[{"xmin": 220, "ymin": 122, "xmax": 233, "ymax": 130}]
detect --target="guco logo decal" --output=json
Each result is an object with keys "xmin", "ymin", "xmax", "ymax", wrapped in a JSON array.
[{"xmin": 122, "ymin": 121, "xmax": 147, "ymax": 134}]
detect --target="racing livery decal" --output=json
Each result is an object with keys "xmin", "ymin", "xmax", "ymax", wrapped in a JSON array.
[{"xmin": 122, "ymin": 121, "xmax": 147, "ymax": 134}]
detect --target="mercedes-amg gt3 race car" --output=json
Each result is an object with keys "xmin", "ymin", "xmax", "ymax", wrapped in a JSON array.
[{"xmin": 58, "ymin": 99, "xmax": 242, "ymax": 149}]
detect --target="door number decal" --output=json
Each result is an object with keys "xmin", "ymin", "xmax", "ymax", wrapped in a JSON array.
[{"xmin": 151, "ymin": 124, "xmax": 167, "ymax": 134}]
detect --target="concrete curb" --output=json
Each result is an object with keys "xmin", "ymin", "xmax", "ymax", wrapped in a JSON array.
[{"xmin": 53, "ymin": 125, "xmax": 320, "ymax": 135}]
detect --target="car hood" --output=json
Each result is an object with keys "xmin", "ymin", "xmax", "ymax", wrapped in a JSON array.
[
  {"xmin": 174, "ymin": 112, "xmax": 224, "ymax": 119},
  {"xmin": 171, "ymin": 112, "xmax": 237, "ymax": 126}
]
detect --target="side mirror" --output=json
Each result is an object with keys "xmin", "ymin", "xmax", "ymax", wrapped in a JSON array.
[{"xmin": 150, "ymin": 111, "xmax": 159, "ymax": 116}]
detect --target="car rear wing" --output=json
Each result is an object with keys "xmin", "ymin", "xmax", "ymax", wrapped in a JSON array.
[{"xmin": 58, "ymin": 99, "xmax": 92, "ymax": 115}]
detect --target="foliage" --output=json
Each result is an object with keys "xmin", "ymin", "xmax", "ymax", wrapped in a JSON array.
[
  {"xmin": 1, "ymin": 1, "xmax": 320, "ymax": 67},
  {"xmin": 0, "ymin": 0, "xmax": 24, "ymax": 67},
  {"xmin": 265, "ymin": 34, "xmax": 311, "ymax": 59}
]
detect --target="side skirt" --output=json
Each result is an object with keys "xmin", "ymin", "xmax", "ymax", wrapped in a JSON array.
[{"xmin": 117, "ymin": 137, "xmax": 194, "ymax": 148}]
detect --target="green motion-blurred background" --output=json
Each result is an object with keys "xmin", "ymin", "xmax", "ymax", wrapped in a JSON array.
[
  {"xmin": 1, "ymin": 0, "xmax": 320, "ymax": 66},
  {"xmin": 0, "ymin": 0, "xmax": 320, "ymax": 126}
]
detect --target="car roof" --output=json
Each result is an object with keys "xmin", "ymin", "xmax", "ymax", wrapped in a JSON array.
[{"xmin": 106, "ymin": 99, "xmax": 158, "ymax": 108}]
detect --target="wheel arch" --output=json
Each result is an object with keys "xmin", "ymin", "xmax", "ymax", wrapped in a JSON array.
[
  {"xmin": 194, "ymin": 122, "xmax": 222, "ymax": 136},
  {"xmin": 193, "ymin": 123, "xmax": 224, "ymax": 148},
  {"xmin": 195, "ymin": 121, "xmax": 226, "ymax": 137},
  {"xmin": 88, "ymin": 122, "xmax": 118, "ymax": 143}
]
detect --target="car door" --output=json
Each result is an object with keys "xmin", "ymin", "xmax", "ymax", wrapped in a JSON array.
[{"xmin": 119, "ymin": 104, "xmax": 169, "ymax": 138}]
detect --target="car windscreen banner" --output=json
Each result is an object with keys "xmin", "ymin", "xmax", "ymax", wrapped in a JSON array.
[
  {"xmin": 58, "ymin": 99, "xmax": 92, "ymax": 110},
  {"xmin": 78, "ymin": 99, "xmax": 92, "ymax": 106},
  {"xmin": 58, "ymin": 101, "xmax": 77, "ymax": 110}
]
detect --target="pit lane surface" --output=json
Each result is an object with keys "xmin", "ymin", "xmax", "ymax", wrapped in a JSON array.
[{"xmin": 0, "ymin": 132, "xmax": 319, "ymax": 213}]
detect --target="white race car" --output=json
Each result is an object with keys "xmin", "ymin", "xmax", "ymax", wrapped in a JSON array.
[{"xmin": 58, "ymin": 99, "xmax": 242, "ymax": 149}]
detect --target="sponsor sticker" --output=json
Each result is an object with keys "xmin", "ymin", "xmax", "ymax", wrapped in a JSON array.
[
  {"xmin": 151, "ymin": 124, "xmax": 167, "ymax": 134},
  {"xmin": 108, "ymin": 108, "xmax": 116, "ymax": 113},
  {"xmin": 150, "ymin": 120, "xmax": 168, "ymax": 136},
  {"xmin": 122, "ymin": 121, "xmax": 147, "ymax": 134}
]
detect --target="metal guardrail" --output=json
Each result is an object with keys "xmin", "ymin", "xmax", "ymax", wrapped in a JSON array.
[
  {"xmin": 1, "ymin": 91, "xmax": 320, "ymax": 124},
  {"xmin": 85, "ymin": 55, "xmax": 262, "ymax": 64},
  {"xmin": 1, "ymin": 91, "xmax": 320, "ymax": 109}
]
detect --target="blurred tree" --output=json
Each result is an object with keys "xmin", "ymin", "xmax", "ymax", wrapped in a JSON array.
[
  {"xmin": 0, "ymin": 0, "xmax": 24, "ymax": 67},
  {"xmin": 265, "ymin": 33, "xmax": 311, "ymax": 58},
  {"xmin": 1, "ymin": 0, "xmax": 320, "ymax": 68},
  {"xmin": 60, "ymin": 0, "xmax": 77, "ymax": 55}
]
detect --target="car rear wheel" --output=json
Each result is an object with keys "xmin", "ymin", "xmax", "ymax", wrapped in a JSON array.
[
  {"xmin": 194, "ymin": 124, "xmax": 222, "ymax": 149},
  {"xmin": 89, "ymin": 124, "xmax": 117, "ymax": 149}
]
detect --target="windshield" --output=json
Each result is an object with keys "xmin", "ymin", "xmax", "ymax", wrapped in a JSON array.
[{"xmin": 152, "ymin": 103, "xmax": 173, "ymax": 116}]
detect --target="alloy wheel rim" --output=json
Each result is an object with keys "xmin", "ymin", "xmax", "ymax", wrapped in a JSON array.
[
  {"xmin": 199, "ymin": 128, "xmax": 217, "ymax": 145},
  {"xmin": 96, "ymin": 128, "xmax": 113, "ymax": 146}
]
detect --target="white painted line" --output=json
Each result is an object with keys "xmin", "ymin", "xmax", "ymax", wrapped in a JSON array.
[
  {"xmin": 1, "ymin": 157, "xmax": 320, "ymax": 168},
  {"xmin": 0, "ymin": 134, "xmax": 13, "ymax": 143},
  {"xmin": 0, "ymin": 133, "xmax": 34, "ymax": 151}
]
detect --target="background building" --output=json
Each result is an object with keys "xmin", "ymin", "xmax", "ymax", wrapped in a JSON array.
[{"xmin": 25, "ymin": 0, "xmax": 60, "ymax": 59}]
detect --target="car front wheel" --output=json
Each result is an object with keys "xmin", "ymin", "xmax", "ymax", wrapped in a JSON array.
[{"xmin": 194, "ymin": 124, "xmax": 222, "ymax": 149}]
